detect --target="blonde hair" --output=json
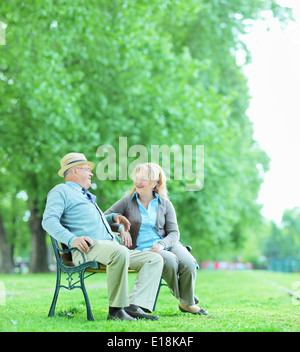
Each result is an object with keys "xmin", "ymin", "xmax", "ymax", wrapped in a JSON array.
[{"xmin": 128, "ymin": 163, "xmax": 169, "ymax": 199}]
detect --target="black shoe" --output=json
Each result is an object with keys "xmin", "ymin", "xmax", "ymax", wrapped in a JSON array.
[
  {"xmin": 179, "ymin": 305, "xmax": 208, "ymax": 315},
  {"xmin": 194, "ymin": 295, "xmax": 199, "ymax": 305},
  {"xmin": 107, "ymin": 308, "xmax": 137, "ymax": 321},
  {"xmin": 125, "ymin": 307, "xmax": 159, "ymax": 320}
]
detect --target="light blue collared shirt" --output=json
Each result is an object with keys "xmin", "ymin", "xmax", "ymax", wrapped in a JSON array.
[
  {"xmin": 66, "ymin": 181, "xmax": 90, "ymax": 201},
  {"xmin": 132, "ymin": 192, "xmax": 162, "ymax": 251}
]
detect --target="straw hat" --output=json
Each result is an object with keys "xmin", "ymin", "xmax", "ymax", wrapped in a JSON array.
[{"xmin": 58, "ymin": 152, "xmax": 95, "ymax": 177}]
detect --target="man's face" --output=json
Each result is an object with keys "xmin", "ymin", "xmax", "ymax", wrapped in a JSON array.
[{"xmin": 74, "ymin": 163, "xmax": 93, "ymax": 189}]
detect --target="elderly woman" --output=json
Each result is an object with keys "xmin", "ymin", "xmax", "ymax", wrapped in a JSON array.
[{"xmin": 105, "ymin": 163, "xmax": 208, "ymax": 315}]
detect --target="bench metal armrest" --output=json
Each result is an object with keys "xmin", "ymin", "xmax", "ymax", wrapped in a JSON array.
[{"xmin": 52, "ymin": 239, "xmax": 87, "ymax": 265}]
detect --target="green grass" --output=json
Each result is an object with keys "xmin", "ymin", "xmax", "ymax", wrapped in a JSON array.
[{"xmin": 0, "ymin": 270, "xmax": 299, "ymax": 332}]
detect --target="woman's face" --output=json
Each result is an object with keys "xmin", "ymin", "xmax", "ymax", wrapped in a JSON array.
[{"xmin": 134, "ymin": 170, "xmax": 157, "ymax": 197}]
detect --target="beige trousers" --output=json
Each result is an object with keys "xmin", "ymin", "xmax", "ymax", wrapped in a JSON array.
[{"xmin": 72, "ymin": 240, "xmax": 163, "ymax": 312}]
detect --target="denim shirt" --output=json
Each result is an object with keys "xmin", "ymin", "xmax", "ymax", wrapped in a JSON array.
[{"xmin": 133, "ymin": 192, "xmax": 162, "ymax": 251}]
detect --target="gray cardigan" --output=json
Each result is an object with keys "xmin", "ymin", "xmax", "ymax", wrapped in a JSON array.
[{"xmin": 104, "ymin": 194, "xmax": 180, "ymax": 249}]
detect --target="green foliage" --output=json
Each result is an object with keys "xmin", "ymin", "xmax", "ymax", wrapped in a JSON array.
[
  {"xmin": 0, "ymin": 0, "xmax": 292, "ymax": 266},
  {"xmin": 241, "ymin": 207, "xmax": 300, "ymax": 267},
  {"xmin": 264, "ymin": 207, "xmax": 300, "ymax": 259}
]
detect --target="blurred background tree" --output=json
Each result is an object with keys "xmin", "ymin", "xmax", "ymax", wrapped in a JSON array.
[
  {"xmin": 240, "ymin": 207, "xmax": 300, "ymax": 269},
  {"xmin": 0, "ymin": 0, "xmax": 295, "ymax": 272}
]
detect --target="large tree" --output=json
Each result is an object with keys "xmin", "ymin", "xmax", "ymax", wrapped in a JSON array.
[{"xmin": 0, "ymin": 0, "xmax": 291, "ymax": 270}]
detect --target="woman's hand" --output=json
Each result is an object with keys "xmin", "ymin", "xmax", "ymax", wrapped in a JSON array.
[
  {"xmin": 149, "ymin": 243, "xmax": 164, "ymax": 253},
  {"xmin": 119, "ymin": 227, "xmax": 133, "ymax": 248}
]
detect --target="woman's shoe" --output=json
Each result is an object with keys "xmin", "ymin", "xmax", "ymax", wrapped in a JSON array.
[{"xmin": 179, "ymin": 304, "xmax": 208, "ymax": 315}]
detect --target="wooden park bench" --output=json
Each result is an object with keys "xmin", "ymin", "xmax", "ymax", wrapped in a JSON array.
[
  {"xmin": 48, "ymin": 236, "xmax": 193, "ymax": 321},
  {"xmin": 48, "ymin": 236, "xmax": 159, "ymax": 321}
]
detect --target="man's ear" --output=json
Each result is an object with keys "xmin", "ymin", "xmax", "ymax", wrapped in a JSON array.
[{"xmin": 71, "ymin": 167, "xmax": 77, "ymax": 175}]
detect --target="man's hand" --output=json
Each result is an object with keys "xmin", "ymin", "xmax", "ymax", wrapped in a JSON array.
[
  {"xmin": 114, "ymin": 214, "xmax": 131, "ymax": 232},
  {"xmin": 119, "ymin": 227, "xmax": 132, "ymax": 248},
  {"xmin": 72, "ymin": 236, "xmax": 93, "ymax": 253}
]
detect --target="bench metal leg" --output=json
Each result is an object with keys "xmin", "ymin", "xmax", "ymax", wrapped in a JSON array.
[
  {"xmin": 80, "ymin": 270, "xmax": 94, "ymax": 321},
  {"xmin": 153, "ymin": 277, "xmax": 163, "ymax": 312},
  {"xmin": 48, "ymin": 267, "xmax": 61, "ymax": 318}
]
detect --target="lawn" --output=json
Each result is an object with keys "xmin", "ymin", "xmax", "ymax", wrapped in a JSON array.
[{"xmin": 0, "ymin": 270, "xmax": 299, "ymax": 332}]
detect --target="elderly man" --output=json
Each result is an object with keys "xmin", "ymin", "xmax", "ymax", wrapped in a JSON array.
[{"xmin": 42, "ymin": 152, "xmax": 163, "ymax": 320}]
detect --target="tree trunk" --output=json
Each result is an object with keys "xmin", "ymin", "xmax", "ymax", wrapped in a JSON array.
[
  {"xmin": 0, "ymin": 214, "xmax": 14, "ymax": 273},
  {"xmin": 29, "ymin": 202, "xmax": 49, "ymax": 273}
]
